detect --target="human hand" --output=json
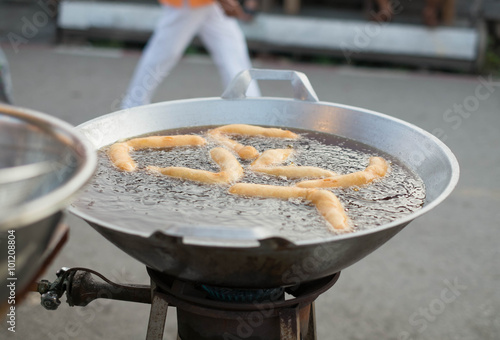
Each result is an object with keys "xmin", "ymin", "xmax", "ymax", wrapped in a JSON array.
[{"xmin": 217, "ymin": 0, "xmax": 253, "ymax": 21}]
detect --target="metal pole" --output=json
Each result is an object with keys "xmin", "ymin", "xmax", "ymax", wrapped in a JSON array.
[
  {"xmin": 305, "ymin": 302, "xmax": 317, "ymax": 340},
  {"xmin": 146, "ymin": 282, "xmax": 170, "ymax": 340},
  {"xmin": 279, "ymin": 305, "xmax": 300, "ymax": 340}
]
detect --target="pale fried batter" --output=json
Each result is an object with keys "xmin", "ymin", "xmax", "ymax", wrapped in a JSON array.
[
  {"xmin": 107, "ymin": 142, "xmax": 136, "ymax": 172},
  {"xmin": 253, "ymin": 166, "xmax": 337, "ymax": 179},
  {"xmin": 228, "ymin": 183, "xmax": 351, "ymax": 233},
  {"xmin": 107, "ymin": 135, "xmax": 206, "ymax": 171},
  {"xmin": 213, "ymin": 124, "xmax": 298, "ymax": 138},
  {"xmin": 250, "ymin": 148, "xmax": 336, "ymax": 179},
  {"xmin": 148, "ymin": 147, "xmax": 243, "ymax": 184},
  {"xmin": 126, "ymin": 135, "xmax": 206, "ymax": 150},
  {"xmin": 250, "ymin": 149, "xmax": 294, "ymax": 168},
  {"xmin": 306, "ymin": 190, "xmax": 352, "ymax": 233},
  {"xmin": 229, "ymin": 183, "xmax": 312, "ymax": 200},
  {"xmin": 207, "ymin": 124, "xmax": 298, "ymax": 160},
  {"xmin": 296, "ymin": 157, "xmax": 389, "ymax": 188}
]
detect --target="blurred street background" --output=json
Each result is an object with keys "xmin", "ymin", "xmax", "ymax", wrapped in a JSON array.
[{"xmin": 1, "ymin": 0, "xmax": 500, "ymax": 339}]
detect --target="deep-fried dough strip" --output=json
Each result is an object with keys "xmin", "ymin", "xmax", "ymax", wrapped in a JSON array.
[
  {"xmin": 148, "ymin": 166, "xmax": 229, "ymax": 184},
  {"xmin": 306, "ymin": 190, "xmax": 352, "ymax": 233},
  {"xmin": 296, "ymin": 157, "xmax": 389, "ymax": 188},
  {"xmin": 108, "ymin": 142, "xmax": 136, "ymax": 171},
  {"xmin": 210, "ymin": 147, "xmax": 245, "ymax": 183},
  {"xmin": 228, "ymin": 183, "xmax": 351, "ymax": 233},
  {"xmin": 147, "ymin": 147, "xmax": 243, "ymax": 184},
  {"xmin": 229, "ymin": 183, "xmax": 312, "ymax": 200},
  {"xmin": 208, "ymin": 131, "xmax": 259, "ymax": 160},
  {"xmin": 208, "ymin": 124, "xmax": 299, "ymax": 160},
  {"xmin": 108, "ymin": 135, "xmax": 207, "ymax": 171},
  {"xmin": 251, "ymin": 149, "xmax": 336, "ymax": 179},
  {"xmin": 250, "ymin": 149, "xmax": 294, "ymax": 168},
  {"xmin": 213, "ymin": 124, "xmax": 298, "ymax": 138},
  {"xmin": 253, "ymin": 166, "xmax": 337, "ymax": 179},
  {"xmin": 126, "ymin": 135, "xmax": 206, "ymax": 150}
]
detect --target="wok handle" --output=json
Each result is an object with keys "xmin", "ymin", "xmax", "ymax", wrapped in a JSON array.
[{"xmin": 221, "ymin": 69, "xmax": 319, "ymax": 102}]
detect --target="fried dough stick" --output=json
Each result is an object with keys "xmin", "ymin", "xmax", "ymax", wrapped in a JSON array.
[
  {"xmin": 253, "ymin": 166, "xmax": 337, "ymax": 179},
  {"xmin": 250, "ymin": 149, "xmax": 294, "ymax": 168},
  {"xmin": 208, "ymin": 124, "xmax": 299, "ymax": 160},
  {"xmin": 228, "ymin": 183, "xmax": 352, "ymax": 233},
  {"xmin": 107, "ymin": 135, "xmax": 206, "ymax": 172},
  {"xmin": 307, "ymin": 190, "xmax": 352, "ymax": 233},
  {"xmin": 214, "ymin": 124, "xmax": 299, "ymax": 138},
  {"xmin": 148, "ymin": 147, "xmax": 243, "ymax": 184},
  {"xmin": 250, "ymin": 148, "xmax": 337, "ymax": 179},
  {"xmin": 229, "ymin": 183, "xmax": 312, "ymax": 200},
  {"xmin": 296, "ymin": 157, "xmax": 389, "ymax": 188},
  {"xmin": 108, "ymin": 142, "xmax": 136, "ymax": 171},
  {"xmin": 126, "ymin": 135, "xmax": 206, "ymax": 150},
  {"xmin": 208, "ymin": 132, "xmax": 259, "ymax": 161}
]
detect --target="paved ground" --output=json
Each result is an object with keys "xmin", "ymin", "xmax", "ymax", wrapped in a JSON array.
[{"xmin": 1, "ymin": 44, "xmax": 499, "ymax": 340}]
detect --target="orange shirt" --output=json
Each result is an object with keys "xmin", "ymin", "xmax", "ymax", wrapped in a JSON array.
[{"xmin": 159, "ymin": 0, "xmax": 214, "ymax": 7}]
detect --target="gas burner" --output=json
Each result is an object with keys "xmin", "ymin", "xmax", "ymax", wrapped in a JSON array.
[
  {"xmin": 36, "ymin": 267, "xmax": 340, "ymax": 340},
  {"xmin": 148, "ymin": 268, "xmax": 339, "ymax": 340},
  {"xmin": 200, "ymin": 284, "xmax": 285, "ymax": 303}
]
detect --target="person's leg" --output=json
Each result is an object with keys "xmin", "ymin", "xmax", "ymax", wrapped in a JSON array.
[
  {"xmin": 441, "ymin": 0, "xmax": 455, "ymax": 26},
  {"xmin": 373, "ymin": 0, "xmax": 393, "ymax": 22},
  {"xmin": 423, "ymin": 0, "xmax": 442, "ymax": 27},
  {"xmin": 198, "ymin": 4, "xmax": 261, "ymax": 97},
  {"xmin": 121, "ymin": 5, "xmax": 204, "ymax": 109},
  {"xmin": 0, "ymin": 47, "xmax": 13, "ymax": 104}
]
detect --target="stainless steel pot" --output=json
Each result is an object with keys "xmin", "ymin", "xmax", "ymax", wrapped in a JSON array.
[
  {"xmin": 71, "ymin": 69, "xmax": 459, "ymax": 288},
  {"xmin": 0, "ymin": 104, "xmax": 97, "ymax": 309}
]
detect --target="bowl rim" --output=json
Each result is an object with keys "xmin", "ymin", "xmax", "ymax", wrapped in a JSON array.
[{"xmin": 0, "ymin": 104, "xmax": 97, "ymax": 230}]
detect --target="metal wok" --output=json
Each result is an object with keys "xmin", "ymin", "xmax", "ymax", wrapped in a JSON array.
[{"xmin": 70, "ymin": 69, "xmax": 459, "ymax": 288}]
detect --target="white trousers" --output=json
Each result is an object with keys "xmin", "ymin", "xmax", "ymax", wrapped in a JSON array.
[{"xmin": 121, "ymin": 3, "xmax": 260, "ymax": 109}]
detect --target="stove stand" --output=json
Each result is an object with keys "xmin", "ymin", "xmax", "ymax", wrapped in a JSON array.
[{"xmin": 36, "ymin": 267, "xmax": 340, "ymax": 340}]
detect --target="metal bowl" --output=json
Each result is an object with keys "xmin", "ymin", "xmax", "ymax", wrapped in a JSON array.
[
  {"xmin": 71, "ymin": 69, "xmax": 459, "ymax": 288},
  {"xmin": 0, "ymin": 104, "xmax": 97, "ymax": 308}
]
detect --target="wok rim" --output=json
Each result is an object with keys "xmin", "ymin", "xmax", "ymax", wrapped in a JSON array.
[{"xmin": 69, "ymin": 97, "xmax": 460, "ymax": 247}]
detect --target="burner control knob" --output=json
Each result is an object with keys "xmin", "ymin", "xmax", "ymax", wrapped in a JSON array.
[
  {"xmin": 41, "ymin": 291, "xmax": 61, "ymax": 310},
  {"xmin": 37, "ymin": 280, "xmax": 51, "ymax": 294}
]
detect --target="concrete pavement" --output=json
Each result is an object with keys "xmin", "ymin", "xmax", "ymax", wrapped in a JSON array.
[{"xmin": 1, "ymin": 44, "xmax": 499, "ymax": 340}]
